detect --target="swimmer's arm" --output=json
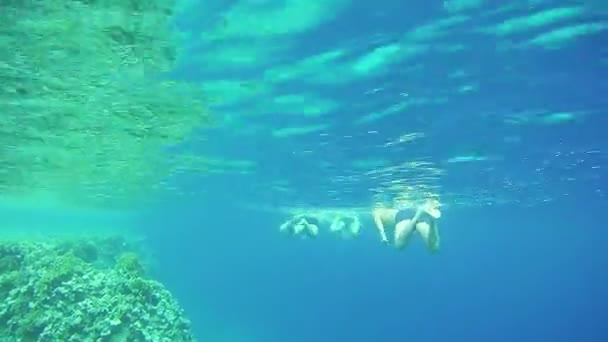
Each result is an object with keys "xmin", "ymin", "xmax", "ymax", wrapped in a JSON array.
[
  {"xmin": 412, "ymin": 207, "xmax": 425, "ymax": 222},
  {"xmin": 412, "ymin": 205, "xmax": 438, "ymax": 228},
  {"xmin": 398, "ymin": 209, "xmax": 424, "ymax": 236},
  {"xmin": 330, "ymin": 216, "xmax": 342, "ymax": 232},
  {"xmin": 373, "ymin": 212, "xmax": 389, "ymax": 242}
]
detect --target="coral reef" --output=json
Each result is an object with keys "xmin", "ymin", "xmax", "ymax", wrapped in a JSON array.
[{"xmin": 0, "ymin": 239, "xmax": 195, "ymax": 341}]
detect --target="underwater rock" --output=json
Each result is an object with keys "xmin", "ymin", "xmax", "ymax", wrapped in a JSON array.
[{"xmin": 0, "ymin": 240, "xmax": 195, "ymax": 342}]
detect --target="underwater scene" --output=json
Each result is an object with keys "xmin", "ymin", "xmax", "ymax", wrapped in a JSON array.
[{"xmin": 1, "ymin": 0, "xmax": 607, "ymax": 341}]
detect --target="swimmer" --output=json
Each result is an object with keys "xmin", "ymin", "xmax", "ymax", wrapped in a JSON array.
[
  {"xmin": 330, "ymin": 213, "xmax": 361, "ymax": 239},
  {"xmin": 279, "ymin": 214, "xmax": 320, "ymax": 238},
  {"xmin": 372, "ymin": 200, "xmax": 441, "ymax": 252}
]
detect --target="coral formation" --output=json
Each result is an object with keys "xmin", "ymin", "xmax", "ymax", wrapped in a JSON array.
[{"xmin": 0, "ymin": 239, "xmax": 195, "ymax": 341}]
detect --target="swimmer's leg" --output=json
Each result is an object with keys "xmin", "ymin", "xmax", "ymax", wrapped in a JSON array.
[
  {"xmin": 349, "ymin": 220, "xmax": 361, "ymax": 237},
  {"xmin": 394, "ymin": 219, "xmax": 416, "ymax": 250},
  {"xmin": 330, "ymin": 217, "xmax": 345, "ymax": 233},
  {"xmin": 293, "ymin": 219, "xmax": 307, "ymax": 235},
  {"xmin": 306, "ymin": 224, "xmax": 319, "ymax": 238},
  {"xmin": 415, "ymin": 221, "xmax": 440, "ymax": 252},
  {"xmin": 280, "ymin": 220, "xmax": 293, "ymax": 234}
]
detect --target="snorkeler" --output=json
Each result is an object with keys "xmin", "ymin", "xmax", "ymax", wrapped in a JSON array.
[
  {"xmin": 279, "ymin": 214, "xmax": 320, "ymax": 238},
  {"xmin": 280, "ymin": 210, "xmax": 363, "ymax": 239},
  {"xmin": 372, "ymin": 200, "xmax": 441, "ymax": 252},
  {"xmin": 330, "ymin": 213, "xmax": 361, "ymax": 239}
]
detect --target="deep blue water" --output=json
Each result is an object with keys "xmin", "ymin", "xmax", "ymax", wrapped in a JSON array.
[
  {"xmin": 142, "ymin": 0, "xmax": 608, "ymax": 341},
  {"xmin": 143, "ymin": 198, "xmax": 607, "ymax": 342}
]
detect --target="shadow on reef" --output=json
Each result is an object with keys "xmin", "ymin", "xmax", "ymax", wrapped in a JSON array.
[{"xmin": 0, "ymin": 237, "xmax": 195, "ymax": 342}]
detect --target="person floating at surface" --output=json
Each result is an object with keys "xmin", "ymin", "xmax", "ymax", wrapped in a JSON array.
[
  {"xmin": 372, "ymin": 200, "xmax": 441, "ymax": 252},
  {"xmin": 280, "ymin": 214, "xmax": 320, "ymax": 238},
  {"xmin": 330, "ymin": 213, "xmax": 361, "ymax": 239}
]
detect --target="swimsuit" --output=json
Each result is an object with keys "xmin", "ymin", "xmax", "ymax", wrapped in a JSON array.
[
  {"xmin": 395, "ymin": 208, "xmax": 417, "ymax": 224},
  {"xmin": 395, "ymin": 208, "xmax": 437, "ymax": 232}
]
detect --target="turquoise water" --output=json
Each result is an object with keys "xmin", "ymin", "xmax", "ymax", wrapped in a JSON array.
[
  {"xmin": 2, "ymin": 0, "xmax": 607, "ymax": 341},
  {"xmin": 154, "ymin": 0, "xmax": 607, "ymax": 341}
]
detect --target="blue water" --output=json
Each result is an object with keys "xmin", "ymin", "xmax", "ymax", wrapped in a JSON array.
[
  {"xmin": 0, "ymin": 0, "xmax": 608, "ymax": 342},
  {"xmin": 145, "ymin": 199, "xmax": 607, "ymax": 341},
  {"xmin": 127, "ymin": 0, "xmax": 608, "ymax": 341},
  {"xmin": 1, "ymin": 1, "xmax": 607, "ymax": 341}
]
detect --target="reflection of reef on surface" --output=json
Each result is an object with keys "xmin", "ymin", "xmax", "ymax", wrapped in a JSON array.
[
  {"xmin": 0, "ymin": 238, "xmax": 195, "ymax": 341},
  {"xmin": 0, "ymin": 0, "xmax": 211, "ymax": 208}
]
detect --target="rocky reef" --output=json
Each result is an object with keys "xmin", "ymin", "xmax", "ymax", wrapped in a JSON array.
[{"xmin": 0, "ymin": 238, "xmax": 195, "ymax": 341}]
